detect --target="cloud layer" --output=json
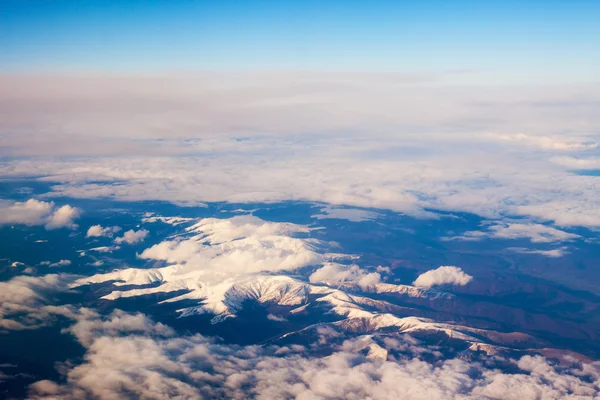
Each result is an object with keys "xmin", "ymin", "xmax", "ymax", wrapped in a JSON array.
[{"xmin": 1, "ymin": 74, "xmax": 599, "ymax": 229}]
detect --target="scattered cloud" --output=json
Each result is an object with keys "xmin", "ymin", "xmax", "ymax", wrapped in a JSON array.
[
  {"xmin": 88, "ymin": 246, "xmax": 120, "ymax": 253},
  {"xmin": 267, "ymin": 314, "xmax": 286, "ymax": 322},
  {"xmin": 508, "ymin": 247, "xmax": 569, "ymax": 258},
  {"xmin": 86, "ymin": 224, "xmax": 121, "ymax": 238},
  {"xmin": 310, "ymin": 263, "xmax": 381, "ymax": 288},
  {"xmin": 0, "ymin": 199, "xmax": 81, "ymax": 230},
  {"xmin": 448, "ymin": 222, "xmax": 580, "ymax": 243},
  {"xmin": 40, "ymin": 260, "xmax": 72, "ymax": 268},
  {"xmin": 142, "ymin": 216, "xmax": 194, "ymax": 226},
  {"xmin": 114, "ymin": 229, "xmax": 149, "ymax": 244},
  {"xmin": 413, "ymin": 266, "xmax": 473, "ymax": 288},
  {"xmin": 0, "ymin": 274, "xmax": 78, "ymax": 331},
  {"xmin": 312, "ymin": 206, "xmax": 382, "ymax": 222},
  {"xmin": 66, "ymin": 309, "xmax": 175, "ymax": 348},
  {"xmin": 27, "ymin": 310, "xmax": 600, "ymax": 400}
]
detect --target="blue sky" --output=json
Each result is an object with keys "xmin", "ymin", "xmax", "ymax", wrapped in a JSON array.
[{"xmin": 1, "ymin": 0, "xmax": 599, "ymax": 83}]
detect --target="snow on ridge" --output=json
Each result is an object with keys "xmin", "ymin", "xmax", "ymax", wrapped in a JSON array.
[
  {"xmin": 77, "ymin": 266, "xmax": 513, "ymax": 345},
  {"xmin": 342, "ymin": 282, "xmax": 453, "ymax": 300},
  {"xmin": 74, "ymin": 215, "xmax": 326, "ymax": 321},
  {"xmin": 142, "ymin": 216, "xmax": 195, "ymax": 226},
  {"xmin": 73, "ymin": 214, "xmax": 485, "ymax": 341}
]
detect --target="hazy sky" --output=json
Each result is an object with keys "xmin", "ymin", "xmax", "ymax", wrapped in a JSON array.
[{"xmin": 1, "ymin": 0, "xmax": 599, "ymax": 83}]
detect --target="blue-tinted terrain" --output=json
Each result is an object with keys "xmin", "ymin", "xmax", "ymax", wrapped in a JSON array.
[{"xmin": 2, "ymin": 179, "xmax": 599, "ymax": 398}]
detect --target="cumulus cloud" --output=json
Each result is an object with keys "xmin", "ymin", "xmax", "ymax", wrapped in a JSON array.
[
  {"xmin": 413, "ymin": 266, "xmax": 473, "ymax": 289},
  {"xmin": 114, "ymin": 229, "xmax": 149, "ymax": 244},
  {"xmin": 449, "ymin": 222, "xmax": 580, "ymax": 243},
  {"xmin": 310, "ymin": 263, "xmax": 381, "ymax": 288},
  {"xmin": 45, "ymin": 205, "xmax": 81, "ymax": 229},
  {"xmin": 0, "ymin": 274, "xmax": 78, "ymax": 331},
  {"xmin": 86, "ymin": 224, "xmax": 121, "ymax": 238},
  {"xmin": 27, "ymin": 310, "xmax": 600, "ymax": 400},
  {"xmin": 0, "ymin": 199, "xmax": 81, "ymax": 230},
  {"xmin": 66, "ymin": 309, "xmax": 175, "ymax": 348},
  {"xmin": 139, "ymin": 239, "xmax": 202, "ymax": 263},
  {"xmin": 0, "ymin": 199, "xmax": 53, "ymax": 226},
  {"xmin": 135, "ymin": 216, "xmax": 320, "ymax": 275}
]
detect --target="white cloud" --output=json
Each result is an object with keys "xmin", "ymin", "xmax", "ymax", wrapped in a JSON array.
[
  {"xmin": 40, "ymin": 259, "xmax": 72, "ymax": 267},
  {"xmin": 0, "ymin": 199, "xmax": 81, "ymax": 230},
  {"xmin": 0, "ymin": 274, "xmax": 78, "ymax": 331},
  {"xmin": 45, "ymin": 205, "xmax": 81, "ymax": 229},
  {"xmin": 489, "ymin": 133, "xmax": 598, "ymax": 151},
  {"xmin": 508, "ymin": 247, "xmax": 569, "ymax": 258},
  {"xmin": 309, "ymin": 263, "xmax": 381, "ymax": 288},
  {"xmin": 86, "ymin": 224, "xmax": 121, "ymax": 237},
  {"xmin": 142, "ymin": 216, "xmax": 194, "ymax": 226},
  {"xmin": 312, "ymin": 206, "xmax": 382, "ymax": 222},
  {"xmin": 114, "ymin": 229, "xmax": 149, "ymax": 244},
  {"xmin": 27, "ymin": 310, "xmax": 600, "ymax": 400},
  {"xmin": 88, "ymin": 245, "xmax": 120, "ymax": 253},
  {"xmin": 136, "ymin": 216, "xmax": 320, "ymax": 276},
  {"xmin": 516, "ymin": 202, "xmax": 600, "ymax": 228},
  {"xmin": 4, "ymin": 137, "xmax": 600, "ymax": 227},
  {"xmin": 139, "ymin": 239, "xmax": 202, "ymax": 263},
  {"xmin": 413, "ymin": 266, "xmax": 473, "ymax": 289},
  {"xmin": 267, "ymin": 314, "xmax": 286, "ymax": 322},
  {"xmin": 449, "ymin": 222, "xmax": 580, "ymax": 243},
  {"xmin": 66, "ymin": 309, "xmax": 175, "ymax": 348},
  {"xmin": 76, "ymin": 216, "xmax": 325, "ymax": 319},
  {"xmin": 1, "ymin": 74, "xmax": 599, "ymax": 228},
  {"xmin": 0, "ymin": 199, "xmax": 53, "ymax": 226},
  {"xmin": 551, "ymin": 156, "xmax": 600, "ymax": 170}
]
